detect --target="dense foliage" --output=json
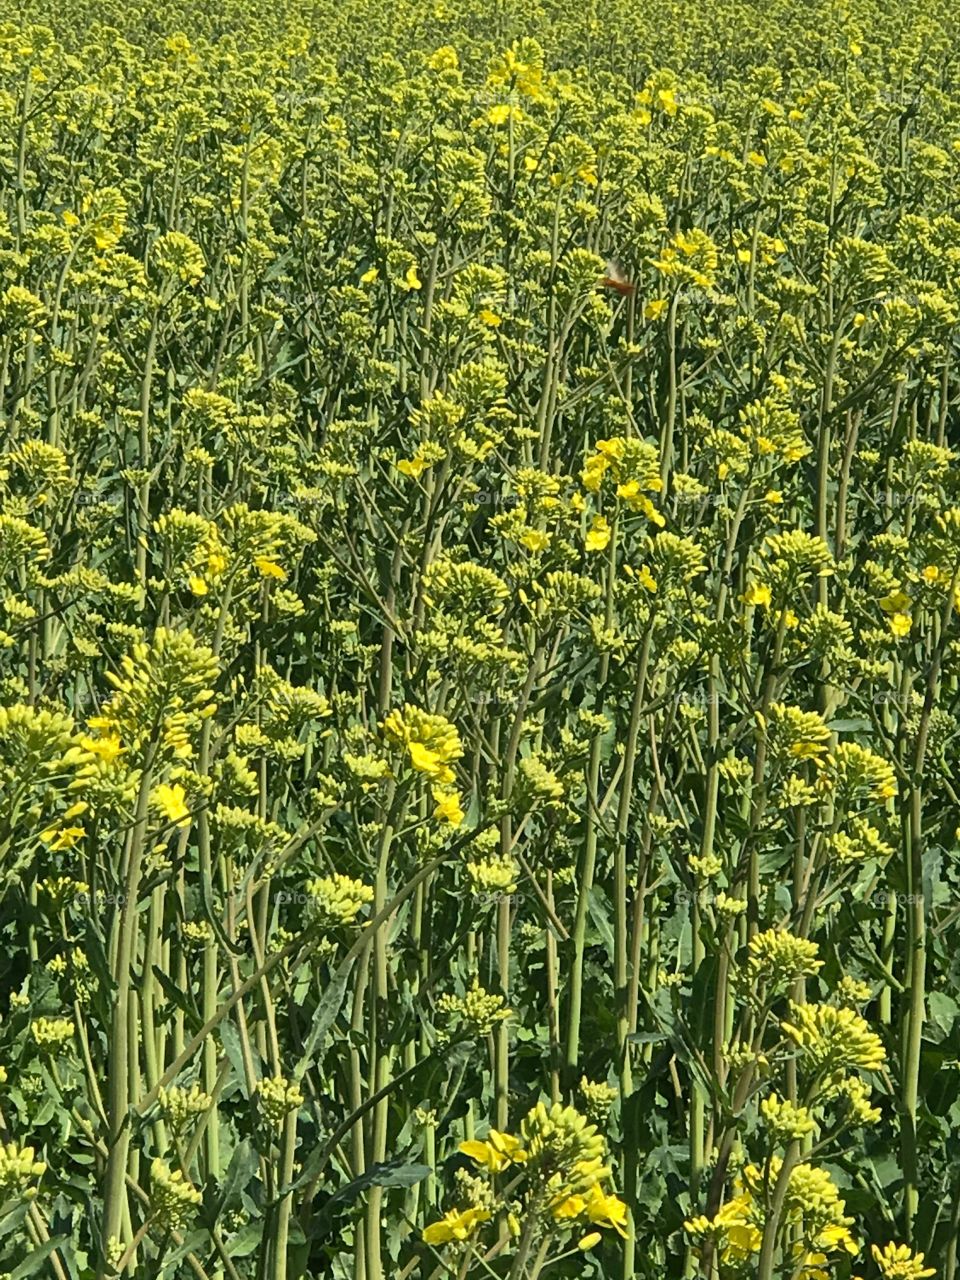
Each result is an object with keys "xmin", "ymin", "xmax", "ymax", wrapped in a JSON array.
[{"xmin": 2, "ymin": 0, "xmax": 960, "ymax": 1277}]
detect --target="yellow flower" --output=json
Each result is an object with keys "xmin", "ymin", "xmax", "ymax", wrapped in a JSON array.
[
  {"xmin": 871, "ymin": 1243, "xmax": 935, "ymax": 1279},
  {"xmin": 254, "ymin": 556, "xmax": 287, "ymax": 581},
  {"xmin": 621, "ymin": 490, "xmax": 665, "ymax": 526},
  {"xmin": 553, "ymin": 1193, "xmax": 586, "ymax": 1219},
  {"xmin": 407, "ymin": 742, "xmax": 450, "ymax": 778},
  {"xmin": 402, "ymin": 265, "xmax": 422, "ymax": 291},
  {"xmin": 726, "ymin": 1221, "xmax": 763, "ymax": 1256},
  {"xmin": 427, "ymin": 45, "xmax": 458, "ymax": 71},
  {"xmin": 781, "ymin": 1001, "xmax": 886, "ymax": 1072},
  {"xmin": 460, "ymin": 1130, "xmax": 526, "ymax": 1172},
  {"xmin": 687, "ymin": 1191, "xmax": 762, "ymax": 1259},
  {"xmin": 921, "ymin": 564, "xmax": 940, "ymax": 583},
  {"xmin": 40, "ymin": 826, "xmax": 86, "ymax": 851},
  {"xmin": 765, "ymin": 489, "xmax": 783, "ymax": 504},
  {"xmin": 81, "ymin": 734, "xmax": 123, "ymax": 763},
  {"xmin": 582, "ymin": 459, "xmax": 607, "ymax": 493},
  {"xmin": 743, "ymin": 582, "xmax": 772, "ymax": 607},
  {"xmin": 153, "ymin": 783, "xmax": 191, "ymax": 829},
  {"xmin": 582, "ymin": 1184, "xmax": 629, "ymax": 1237},
  {"xmin": 520, "ymin": 529, "xmax": 550, "ymax": 552},
  {"xmin": 644, "ymin": 298, "xmax": 668, "ymax": 321},
  {"xmin": 888, "ymin": 612, "xmax": 912, "ymax": 637},
  {"xmin": 477, "ymin": 308, "xmax": 501, "ymax": 327},
  {"xmin": 432, "ymin": 787, "xmax": 465, "ymax": 826},
  {"xmin": 794, "ymin": 1249, "xmax": 829, "ymax": 1280},
  {"xmin": 585, "ymin": 515, "xmax": 612, "ymax": 552},
  {"xmin": 397, "ymin": 456, "xmax": 428, "ymax": 478},
  {"xmin": 188, "ymin": 574, "xmax": 208, "ymax": 595},
  {"xmin": 360, "ymin": 267, "xmax": 379, "ymax": 284},
  {"xmin": 383, "ymin": 705, "xmax": 462, "ymax": 787},
  {"xmin": 423, "ymin": 1205, "xmax": 491, "ymax": 1245},
  {"xmin": 487, "ymin": 104, "xmax": 511, "ymax": 125},
  {"xmin": 818, "ymin": 1224, "xmax": 859, "ymax": 1256}
]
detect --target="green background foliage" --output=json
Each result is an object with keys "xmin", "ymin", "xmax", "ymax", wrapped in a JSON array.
[{"xmin": 1, "ymin": 0, "xmax": 960, "ymax": 1276}]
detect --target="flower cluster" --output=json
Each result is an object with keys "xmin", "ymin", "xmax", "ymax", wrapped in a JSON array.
[
  {"xmin": 424, "ymin": 1103, "xmax": 627, "ymax": 1256},
  {"xmin": 0, "ymin": 2, "xmax": 956, "ymax": 1276},
  {"xmin": 305, "ymin": 875, "xmax": 374, "ymax": 926},
  {"xmin": 256, "ymin": 1075, "xmax": 304, "ymax": 1126},
  {"xmin": 148, "ymin": 1159, "xmax": 203, "ymax": 1232}
]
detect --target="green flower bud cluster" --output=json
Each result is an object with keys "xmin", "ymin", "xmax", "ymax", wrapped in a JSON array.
[
  {"xmin": 305, "ymin": 874, "xmax": 374, "ymax": 926},
  {"xmin": 158, "ymin": 1083, "xmax": 213, "ymax": 1132},
  {"xmin": 437, "ymin": 982, "xmax": 510, "ymax": 1038},
  {"xmin": 256, "ymin": 1074, "xmax": 304, "ymax": 1126},
  {"xmin": 148, "ymin": 1158, "xmax": 202, "ymax": 1232},
  {"xmin": 0, "ymin": 1142, "xmax": 46, "ymax": 1200},
  {"xmin": 578, "ymin": 1077, "xmax": 618, "ymax": 1125},
  {"xmin": 30, "ymin": 1016, "xmax": 75, "ymax": 1051}
]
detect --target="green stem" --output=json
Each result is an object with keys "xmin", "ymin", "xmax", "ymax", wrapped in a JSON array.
[{"xmin": 99, "ymin": 747, "xmax": 156, "ymax": 1278}]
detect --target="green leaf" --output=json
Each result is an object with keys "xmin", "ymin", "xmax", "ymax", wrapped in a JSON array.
[
  {"xmin": 223, "ymin": 1223, "xmax": 265, "ymax": 1258},
  {"xmin": 309, "ymin": 1158, "xmax": 431, "ymax": 1235},
  {"xmin": 152, "ymin": 966, "xmax": 202, "ymax": 1027},
  {"xmin": 156, "ymin": 1228, "xmax": 209, "ymax": 1273},
  {"xmin": 10, "ymin": 1237, "xmax": 71, "ymax": 1279},
  {"xmin": 293, "ymin": 950, "xmax": 357, "ymax": 1080},
  {"xmin": 219, "ymin": 1021, "xmax": 260, "ymax": 1099},
  {"xmin": 0, "ymin": 1202, "xmax": 30, "ymax": 1241},
  {"xmin": 215, "ymin": 1138, "xmax": 259, "ymax": 1216},
  {"xmin": 587, "ymin": 885, "xmax": 614, "ymax": 952},
  {"xmin": 928, "ymin": 991, "xmax": 958, "ymax": 1039},
  {"xmin": 287, "ymin": 1220, "xmax": 309, "ymax": 1278}
]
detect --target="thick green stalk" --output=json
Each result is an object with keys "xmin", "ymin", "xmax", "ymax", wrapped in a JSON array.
[
  {"xmin": 364, "ymin": 800, "xmax": 398, "ymax": 1279},
  {"xmin": 14, "ymin": 69, "xmax": 31, "ymax": 244},
  {"xmin": 565, "ymin": 534, "xmax": 617, "ymax": 1083},
  {"xmin": 756, "ymin": 1144, "xmax": 801, "ymax": 1280},
  {"xmin": 135, "ymin": 316, "xmax": 159, "ymax": 589},
  {"xmin": 544, "ymin": 869, "xmax": 561, "ymax": 1104},
  {"xmin": 99, "ymin": 748, "xmax": 155, "ymax": 1278},
  {"xmin": 614, "ymin": 623, "xmax": 652, "ymax": 1095},
  {"xmin": 271, "ymin": 1110, "xmax": 299, "ymax": 1280},
  {"xmin": 902, "ymin": 576, "xmax": 956, "ymax": 1237}
]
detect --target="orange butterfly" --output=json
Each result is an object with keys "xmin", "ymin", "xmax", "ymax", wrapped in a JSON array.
[{"xmin": 600, "ymin": 260, "xmax": 636, "ymax": 296}]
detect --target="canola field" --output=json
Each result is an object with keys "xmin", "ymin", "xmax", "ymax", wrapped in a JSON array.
[{"xmin": 2, "ymin": 0, "xmax": 960, "ymax": 1276}]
